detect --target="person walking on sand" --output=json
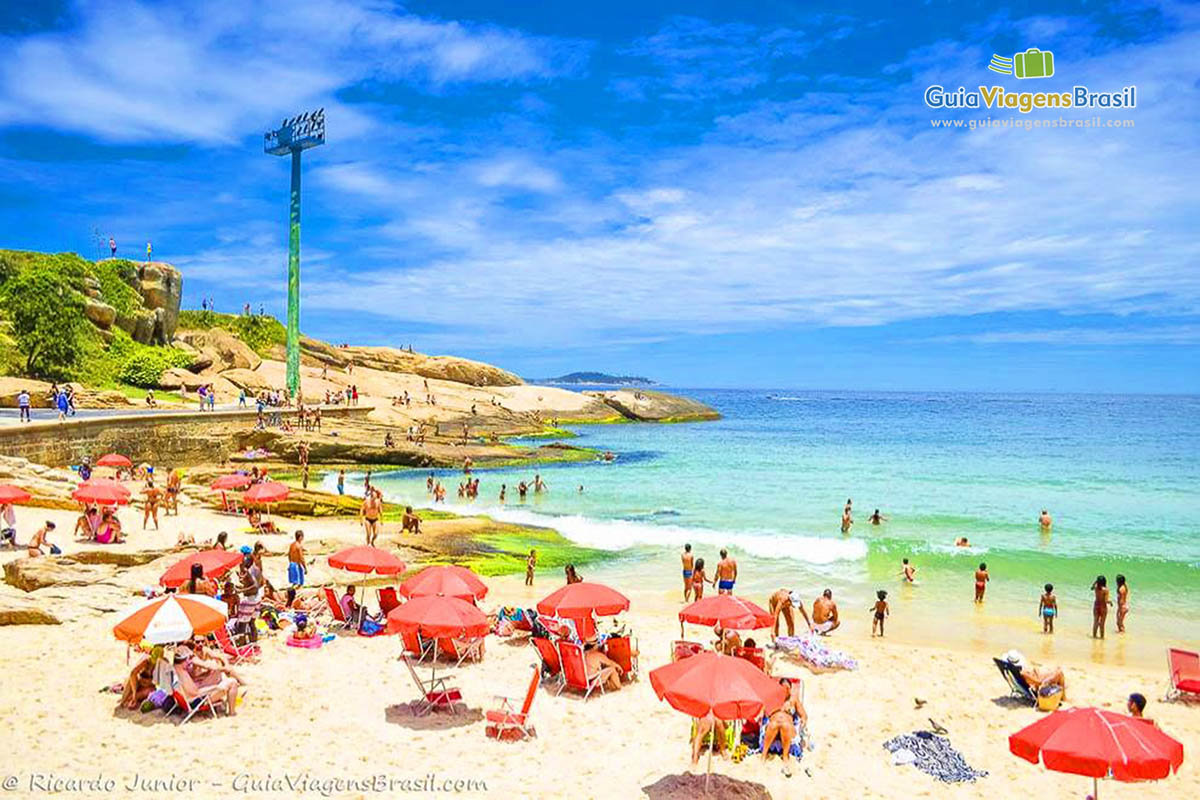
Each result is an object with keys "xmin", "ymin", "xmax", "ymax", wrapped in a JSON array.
[
  {"xmin": 288, "ymin": 531, "xmax": 308, "ymax": 587},
  {"xmin": 812, "ymin": 589, "xmax": 840, "ymax": 634},
  {"xmin": 681, "ymin": 544, "xmax": 695, "ymax": 601},
  {"xmin": 360, "ymin": 488, "xmax": 382, "ymax": 546},
  {"xmin": 974, "ymin": 563, "xmax": 989, "ymax": 603},
  {"xmin": 715, "ymin": 549, "xmax": 737, "ymax": 594},
  {"xmin": 1092, "ymin": 575, "xmax": 1112, "ymax": 639},
  {"xmin": 525, "ymin": 549, "xmax": 536, "ymax": 586},
  {"xmin": 900, "ymin": 558, "xmax": 917, "ymax": 583},
  {"xmin": 142, "ymin": 481, "xmax": 161, "ymax": 530},
  {"xmin": 1039, "ymin": 508, "xmax": 1053, "ymax": 531},
  {"xmin": 768, "ymin": 589, "xmax": 812, "ymax": 637},
  {"xmin": 871, "ymin": 590, "xmax": 889, "ymax": 637},
  {"xmin": 1039, "ymin": 583, "xmax": 1057, "ymax": 634},
  {"xmin": 1115, "ymin": 574, "xmax": 1129, "ymax": 633}
]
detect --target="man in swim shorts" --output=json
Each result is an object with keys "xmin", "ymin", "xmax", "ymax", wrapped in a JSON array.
[
  {"xmin": 812, "ymin": 589, "xmax": 840, "ymax": 634},
  {"xmin": 681, "ymin": 544, "xmax": 695, "ymax": 601},
  {"xmin": 768, "ymin": 589, "xmax": 813, "ymax": 637},
  {"xmin": 715, "ymin": 549, "xmax": 737, "ymax": 594},
  {"xmin": 360, "ymin": 489, "xmax": 383, "ymax": 546},
  {"xmin": 288, "ymin": 531, "xmax": 307, "ymax": 586}
]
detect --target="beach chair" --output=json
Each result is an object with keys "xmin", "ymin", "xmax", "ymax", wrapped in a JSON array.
[
  {"xmin": 1166, "ymin": 647, "xmax": 1200, "ymax": 701},
  {"xmin": 213, "ymin": 623, "xmax": 260, "ymax": 664},
  {"xmin": 377, "ymin": 587, "xmax": 401, "ymax": 616},
  {"xmin": 605, "ymin": 636, "xmax": 639, "ymax": 681},
  {"xmin": 440, "ymin": 636, "xmax": 485, "ymax": 668},
  {"xmin": 558, "ymin": 641, "xmax": 604, "ymax": 700},
  {"xmin": 531, "ymin": 637, "xmax": 564, "ymax": 691},
  {"xmin": 486, "ymin": 665, "xmax": 540, "ymax": 741},
  {"xmin": 733, "ymin": 646, "xmax": 767, "ymax": 673},
  {"xmin": 993, "ymin": 657, "xmax": 1037, "ymax": 704},
  {"xmin": 323, "ymin": 588, "xmax": 350, "ymax": 631},
  {"xmin": 672, "ymin": 640, "xmax": 704, "ymax": 662},
  {"xmin": 401, "ymin": 629, "xmax": 434, "ymax": 662},
  {"xmin": 398, "ymin": 654, "xmax": 462, "ymax": 716}
]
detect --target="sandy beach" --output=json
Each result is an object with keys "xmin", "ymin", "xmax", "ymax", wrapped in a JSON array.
[{"xmin": 0, "ymin": 498, "xmax": 1194, "ymax": 800}]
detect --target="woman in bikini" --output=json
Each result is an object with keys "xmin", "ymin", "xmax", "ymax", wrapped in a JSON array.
[
  {"xmin": 691, "ymin": 558, "xmax": 708, "ymax": 601},
  {"xmin": 761, "ymin": 678, "xmax": 807, "ymax": 776},
  {"xmin": 1115, "ymin": 574, "xmax": 1129, "ymax": 633},
  {"xmin": 1091, "ymin": 575, "xmax": 1111, "ymax": 639}
]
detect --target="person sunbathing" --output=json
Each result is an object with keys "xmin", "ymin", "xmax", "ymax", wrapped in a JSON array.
[
  {"xmin": 1007, "ymin": 652, "xmax": 1067, "ymax": 699},
  {"xmin": 691, "ymin": 716, "xmax": 727, "ymax": 766},
  {"xmin": 119, "ymin": 652, "xmax": 157, "ymax": 710},
  {"xmin": 246, "ymin": 509, "xmax": 278, "ymax": 534},
  {"xmin": 173, "ymin": 646, "xmax": 242, "ymax": 716},
  {"xmin": 74, "ymin": 505, "xmax": 100, "ymax": 540},
  {"xmin": 714, "ymin": 627, "xmax": 742, "ymax": 655},
  {"xmin": 761, "ymin": 678, "xmax": 807, "ymax": 775},
  {"xmin": 292, "ymin": 617, "xmax": 318, "ymax": 641},
  {"xmin": 583, "ymin": 643, "xmax": 624, "ymax": 691},
  {"xmin": 95, "ymin": 509, "xmax": 123, "ymax": 544}
]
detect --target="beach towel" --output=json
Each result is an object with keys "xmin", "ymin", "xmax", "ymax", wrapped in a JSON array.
[
  {"xmin": 287, "ymin": 635, "xmax": 323, "ymax": 649},
  {"xmin": 749, "ymin": 714, "xmax": 809, "ymax": 760},
  {"xmin": 771, "ymin": 635, "xmax": 858, "ymax": 671},
  {"xmin": 883, "ymin": 731, "xmax": 987, "ymax": 783}
]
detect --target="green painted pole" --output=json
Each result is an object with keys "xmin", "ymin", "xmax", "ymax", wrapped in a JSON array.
[{"xmin": 287, "ymin": 147, "xmax": 302, "ymax": 400}]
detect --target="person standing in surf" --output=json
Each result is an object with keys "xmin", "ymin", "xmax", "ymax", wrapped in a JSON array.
[
  {"xmin": 1091, "ymin": 575, "xmax": 1111, "ymax": 639},
  {"xmin": 974, "ymin": 563, "xmax": 989, "ymax": 603},
  {"xmin": 1116, "ymin": 574, "xmax": 1130, "ymax": 633},
  {"xmin": 681, "ymin": 544, "xmax": 695, "ymax": 601},
  {"xmin": 715, "ymin": 549, "xmax": 738, "ymax": 594}
]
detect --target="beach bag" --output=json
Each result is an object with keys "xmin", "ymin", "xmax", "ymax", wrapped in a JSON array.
[{"xmin": 1037, "ymin": 685, "xmax": 1064, "ymax": 712}]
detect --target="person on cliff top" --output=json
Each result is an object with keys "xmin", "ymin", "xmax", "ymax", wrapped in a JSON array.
[
  {"xmin": 146, "ymin": 241, "xmax": 151, "ymax": 262},
  {"xmin": 108, "ymin": 236, "xmax": 116, "ymax": 257}
]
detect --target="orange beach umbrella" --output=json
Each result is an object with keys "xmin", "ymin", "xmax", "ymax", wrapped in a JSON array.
[
  {"xmin": 112, "ymin": 593, "xmax": 228, "ymax": 644},
  {"xmin": 537, "ymin": 581, "xmax": 630, "ymax": 619}
]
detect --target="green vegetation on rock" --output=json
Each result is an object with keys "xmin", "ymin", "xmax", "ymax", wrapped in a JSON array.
[
  {"xmin": 0, "ymin": 263, "xmax": 87, "ymax": 378},
  {"xmin": 177, "ymin": 309, "xmax": 286, "ymax": 357}
]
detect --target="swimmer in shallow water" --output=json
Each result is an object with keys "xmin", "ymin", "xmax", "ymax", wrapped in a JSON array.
[
  {"xmin": 868, "ymin": 509, "xmax": 888, "ymax": 525},
  {"xmin": 955, "ymin": 536, "xmax": 970, "ymax": 547}
]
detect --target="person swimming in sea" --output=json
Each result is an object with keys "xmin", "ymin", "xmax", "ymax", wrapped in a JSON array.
[
  {"xmin": 868, "ymin": 509, "xmax": 888, "ymax": 525},
  {"xmin": 681, "ymin": 544, "xmax": 695, "ymax": 602},
  {"xmin": 840, "ymin": 506, "xmax": 853, "ymax": 534},
  {"xmin": 1039, "ymin": 583, "xmax": 1057, "ymax": 634},
  {"xmin": 899, "ymin": 558, "xmax": 916, "ymax": 583},
  {"xmin": 1039, "ymin": 508, "xmax": 1053, "ymax": 531},
  {"xmin": 955, "ymin": 536, "xmax": 970, "ymax": 547}
]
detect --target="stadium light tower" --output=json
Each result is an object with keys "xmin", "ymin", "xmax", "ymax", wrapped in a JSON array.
[{"xmin": 264, "ymin": 107, "xmax": 325, "ymax": 400}]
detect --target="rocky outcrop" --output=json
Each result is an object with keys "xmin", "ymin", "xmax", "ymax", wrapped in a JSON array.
[
  {"xmin": 219, "ymin": 368, "xmax": 274, "ymax": 393},
  {"xmin": 157, "ymin": 368, "xmax": 208, "ymax": 391},
  {"xmin": 83, "ymin": 299, "xmax": 117, "ymax": 328},
  {"xmin": 0, "ymin": 598, "xmax": 61, "ymax": 626},
  {"xmin": 175, "ymin": 328, "xmax": 262, "ymax": 373},
  {"xmin": 137, "ymin": 262, "xmax": 182, "ymax": 340},
  {"xmin": 275, "ymin": 339, "xmax": 523, "ymax": 387},
  {"xmin": 0, "ymin": 378, "xmax": 135, "ymax": 409},
  {"xmin": 3, "ymin": 557, "xmax": 120, "ymax": 592},
  {"xmin": 586, "ymin": 389, "xmax": 721, "ymax": 422}
]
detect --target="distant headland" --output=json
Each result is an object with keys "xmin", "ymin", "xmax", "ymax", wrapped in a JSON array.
[{"xmin": 540, "ymin": 371, "xmax": 655, "ymax": 386}]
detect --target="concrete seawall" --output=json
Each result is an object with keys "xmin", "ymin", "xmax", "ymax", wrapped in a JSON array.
[{"xmin": 0, "ymin": 406, "xmax": 371, "ymax": 467}]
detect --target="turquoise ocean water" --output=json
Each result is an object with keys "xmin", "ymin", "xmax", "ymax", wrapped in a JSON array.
[{"xmin": 350, "ymin": 390, "xmax": 1200, "ymax": 660}]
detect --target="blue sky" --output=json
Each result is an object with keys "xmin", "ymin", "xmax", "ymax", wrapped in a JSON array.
[{"xmin": 1, "ymin": 0, "xmax": 1197, "ymax": 391}]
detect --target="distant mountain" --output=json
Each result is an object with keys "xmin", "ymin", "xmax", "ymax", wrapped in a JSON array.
[{"xmin": 540, "ymin": 371, "xmax": 656, "ymax": 386}]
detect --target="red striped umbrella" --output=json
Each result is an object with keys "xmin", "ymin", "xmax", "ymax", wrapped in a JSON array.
[
  {"xmin": 243, "ymin": 481, "xmax": 289, "ymax": 504},
  {"xmin": 1009, "ymin": 707, "xmax": 1185, "ymax": 798},
  {"xmin": 160, "ymin": 549, "xmax": 243, "ymax": 588},
  {"xmin": 96, "ymin": 453, "xmax": 133, "ymax": 468},
  {"xmin": 400, "ymin": 565, "xmax": 488, "ymax": 601},
  {"xmin": 328, "ymin": 545, "xmax": 406, "ymax": 576},
  {"xmin": 112, "ymin": 594, "xmax": 228, "ymax": 644},
  {"xmin": 0, "ymin": 485, "xmax": 32, "ymax": 504},
  {"xmin": 386, "ymin": 594, "xmax": 489, "ymax": 639},
  {"xmin": 72, "ymin": 478, "xmax": 132, "ymax": 506}
]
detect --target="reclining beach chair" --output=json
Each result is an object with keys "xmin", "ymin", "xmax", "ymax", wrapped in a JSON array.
[
  {"xmin": 531, "ymin": 637, "xmax": 563, "ymax": 691},
  {"xmin": 440, "ymin": 636, "xmax": 485, "ymax": 667},
  {"xmin": 401, "ymin": 629, "xmax": 434, "ymax": 662},
  {"xmin": 486, "ymin": 666, "xmax": 540, "ymax": 741},
  {"xmin": 1166, "ymin": 647, "xmax": 1200, "ymax": 701},
  {"xmin": 398, "ymin": 654, "xmax": 462, "ymax": 716},
  {"xmin": 213, "ymin": 623, "xmax": 260, "ymax": 665},
  {"xmin": 993, "ymin": 657, "xmax": 1037, "ymax": 704},
  {"xmin": 605, "ymin": 636, "xmax": 639, "ymax": 681},
  {"xmin": 558, "ymin": 641, "xmax": 604, "ymax": 700},
  {"xmin": 377, "ymin": 587, "xmax": 401, "ymax": 616},
  {"xmin": 323, "ymin": 587, "xmax": 350, "ymax": 631},
  {"xmin": 733, "ymin": 646, "xmax": 768, "ymax": 673}
]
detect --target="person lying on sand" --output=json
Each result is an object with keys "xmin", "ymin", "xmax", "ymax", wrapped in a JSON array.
[
  {"xmin": 769, "ymin": 589, "xmax": 813, "ymax": 637},
  {"xmin": 812, "ymin": 589, "xmax": 840, "ymax": 635}
]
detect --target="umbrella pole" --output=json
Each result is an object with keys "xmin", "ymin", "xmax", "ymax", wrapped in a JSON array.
[
  {"xmin": 705, "ymin": 712, "xmax": 714, "ymax": 793},
  {"xmin": 1094, "ymin": 776, "xmax": 1098, "ymax": 799}
]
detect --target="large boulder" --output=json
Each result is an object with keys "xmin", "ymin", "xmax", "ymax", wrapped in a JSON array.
[
  {"xmin": 157, "ymin": 368, "xmax": 207, "ymax": 391},
  {"xmin": 83, "ymin": 299, "xmax": 117, "ymax": 329},
  {"xmin": 0, "ymin": 598, "xmax": 61, "ymax": 626},
  {"xmin": 219, "ymin": 368, "xmax": 274, "ymax": 393},
  {"xmin": 0, "ymin": 377, "xmax": 54, "ymax": 408},
  {"xmin": 136, "ymin": 261, "xmax": 183, "ymax": 342},
  {"xmin": 586, "ymin": 389, "xmax": 721, "ymax": 422},
  {"xmin": 175, "ymin": 328, "xmax": 262, "ymax": 372},
  {"xmin": 3, "ymin": 557, "xmax": 119, "ymax": 592}
]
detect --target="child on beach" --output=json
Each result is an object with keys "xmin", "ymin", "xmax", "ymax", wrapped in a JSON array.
[
  {"xmin": 1116, "ymin": 574, "xmax": 1129, "ymax": 633},
  {"xmin": 899, "ymin": 558, "xmax": 916, "ymax": 583},
  {"xmin": 525, "ymin": 549, "xmax": 536, "ymax": 586},
  {"xmin": 1039, "ymin": 584, "xmax": 1057, "ymax": 633},
  {"xmin": 974, "ymin": 563, "xmax": 989, "ymax": 603},
  {"xmin": 691, "ymin": 558, "xmax": 707, "ymax": 601},
  {"xmin": 871, "ymin": 590, "xmax": 889, "ymax": 637}
]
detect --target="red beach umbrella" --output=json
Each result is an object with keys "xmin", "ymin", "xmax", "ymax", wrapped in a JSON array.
[
  {"xmin": 399, "ymin": 565, "xmax": 488, "ymax": 602},
  {"xmin": 210, "ymin": 474, "xmax": 253, "ymax": 491},
  {"xmin": 159, "ymin": 549, "xmax": 244, "ymax": 589},
  {"xmin": 96, "ymin": 453, "xmax": 133, "ymax": 468},
  {"xmin": 649, "ymin": 651, "xmax": 789, "ymax": 785},
  {"xmin": 679, "ymin": 595, "xmax": 773, "ymax": 631},
  {"xmin": 1009, "ymin": 707, "xmax": 1185, "ymax": 798},
  {"xmin": 328, "ymin": 545, "xmax": 406, "ymax": 576},
  {"xmin": 243, "ymin": 481, "xmax": 289, "ymax": 504},
  {"xmin": 537, "ymin": 581, "xmax": 630, "ymax": 619},
  {"xmin": 72, "ymin": 478, "xmax": 132, "ymax": 506},
  {"xmin": 386, "ymin": 594, "xmax": 489, "ymax": 639},
  {"xmin": 0, "ymin": 485, "xmax": 32, "ymax": 504}
]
